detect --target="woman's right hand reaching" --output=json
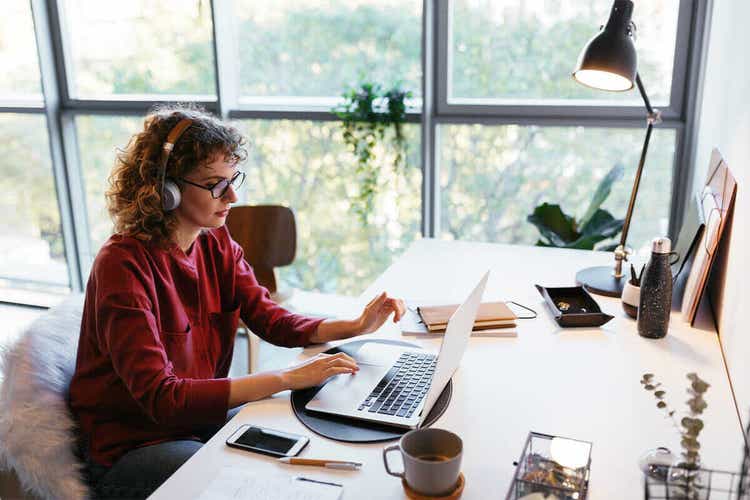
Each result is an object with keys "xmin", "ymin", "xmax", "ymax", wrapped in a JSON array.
[{"xmin": 281, "ymin": 352, "xmax": 359, "ymax": 391}]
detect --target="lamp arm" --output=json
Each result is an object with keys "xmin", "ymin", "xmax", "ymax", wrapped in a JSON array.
[
  {"xmin": 618, "ymin": 120, "xmax": 654, "ymax": 249},
  {"xmin": 613, "ymin": 73, "xmax": 661, "ymax": 278},
  {"xmin": 635, "ymin": 72, "xmax": 655, "ymax": 115}
]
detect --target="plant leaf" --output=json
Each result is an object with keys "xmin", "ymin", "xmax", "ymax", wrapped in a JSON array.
[
  {"xmin": 579, "ymin": 209, "xmax": 624, "ymax": 240},
  {"xmin": 681, "ymin": 437, "xmax": 700, "ymax": 451},
  {"xmin": 560, "ymin": 234, "xmax": 608, "ymax": 250},
  {"xmin": 691, "ymin": 380, "xmax": 710, "ymax": 394},
  {"xmin": 579, "ymin": 163, "xmax": 625, "ymax": 228},
  {"xmin": 527, "ymin": 203, "xmax": 579, "ymax": 246},
  {"xmin": 687, "ymin": 397, "xmax": 707, "ymax": 414}
]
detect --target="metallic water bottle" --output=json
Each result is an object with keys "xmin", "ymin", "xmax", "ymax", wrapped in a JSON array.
[{"xmin": 638, "ymin": 237, "xmax": 673, "ymax": 339}]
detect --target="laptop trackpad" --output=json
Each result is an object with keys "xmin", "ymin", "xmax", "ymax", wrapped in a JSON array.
[{"xmin": 307, "ymin": 363, "xmax": 387, "ymax": 411}]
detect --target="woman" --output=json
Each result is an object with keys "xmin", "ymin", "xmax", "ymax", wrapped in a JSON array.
[{"xmin": 69, "ymin": 105, "xmax": 406, "ymax": 498}]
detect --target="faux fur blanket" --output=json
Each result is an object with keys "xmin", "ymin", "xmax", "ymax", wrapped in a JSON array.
[{"xmin": 0, "ymin": 295, "xmax": 88, "ymax": 500}]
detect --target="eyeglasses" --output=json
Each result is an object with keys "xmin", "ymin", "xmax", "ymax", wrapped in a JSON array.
[{"xmin": 179, "ymin": 170, "xmax": 245, "ymax": 199}]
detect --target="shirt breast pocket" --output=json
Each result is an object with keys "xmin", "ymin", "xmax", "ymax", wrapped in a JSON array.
[
  {"xmin": 208, "ymin": 306, "xmax": 241, "ymax": 373},
  {"xmin": 160, "ymin": 324, "xmax": 195, "ymax": 378}
]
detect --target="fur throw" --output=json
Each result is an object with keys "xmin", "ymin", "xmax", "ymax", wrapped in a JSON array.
[{"xmin": 0, "ymin": 295, "xmax": 89, "ymax": 500}]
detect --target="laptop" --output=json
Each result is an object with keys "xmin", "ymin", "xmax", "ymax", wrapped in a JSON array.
[{"xmin": 305, "ymin": 271, "xmax": 489, "ymax": 428}]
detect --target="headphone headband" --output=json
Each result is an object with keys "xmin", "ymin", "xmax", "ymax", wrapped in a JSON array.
[{"xmin": 158, "ymin": 118, "xmax": 193, "ymax": 210}]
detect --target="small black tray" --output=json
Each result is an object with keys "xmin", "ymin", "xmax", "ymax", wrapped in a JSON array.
[{"xmin": 535, "ymin": 284, "xmax": 614, "ymax": 327}]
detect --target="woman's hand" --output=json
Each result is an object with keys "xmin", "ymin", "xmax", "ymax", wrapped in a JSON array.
[
  {"xmin": 280, "ymin": 352, "xmax": 359, "ymax": 390},
  {"xmin": 308, "ymin": 292, "xmax": 407, "ymax": 343},
  {"xmin": 356, "ymin": 292, "xmax": 407, "ymax": 335}
]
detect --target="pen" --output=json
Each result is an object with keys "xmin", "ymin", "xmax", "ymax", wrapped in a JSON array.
[
  {"xmin": 295, "ymin": 477, "xmax": 343, "ymax": 488},
  {"xmin": 279, "ymin": 457, "xmax": 363, "ymax": 469}
]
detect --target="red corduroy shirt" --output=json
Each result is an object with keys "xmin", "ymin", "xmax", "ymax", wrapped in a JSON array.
[{"xmin": 69, "ymin": 225, "xmax": 323, "ymax": 467}]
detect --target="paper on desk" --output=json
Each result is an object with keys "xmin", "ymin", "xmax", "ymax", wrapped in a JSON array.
[{"xmin": 195, "ymin": 467, "xmax": 342, "ymax": 500}]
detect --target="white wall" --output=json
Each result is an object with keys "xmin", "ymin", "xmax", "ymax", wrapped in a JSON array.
[{"xmin": 693, "ymin": 1, "xmax": 750, "ymax": 430}]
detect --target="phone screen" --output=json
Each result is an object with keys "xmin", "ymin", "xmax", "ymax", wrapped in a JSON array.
[{"xmin": 234, "ymin": 426, "xmax": 299, "ymax": 455}]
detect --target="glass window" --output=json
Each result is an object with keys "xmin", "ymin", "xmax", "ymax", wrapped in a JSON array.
[
  {"xmin": 439, "ymin": 124, "xmax": 676, "ymax": 253},
  {"xmin": 232, "ymin": 0, "xmax": 422, "ymax": 103},
  {"xmin": 61, "ymin": 0, "xmax": 216, "ymax": 98},
  {"xmin": 0, "ymin": 1, "xmax": 43, "ymax": 100},
  {"xmin": 75, "ymin": 116, "xmax": 422, "ymax": 295},
  {"xmin": 450, "ymin": 0, "xmax": 679, "ymax": 106},
  {"xmin": 0, "ymin": 114, "xmax": 70, "ymax": 293},
  {"xmin": 74, "ymin": 115, "xmax": 141, "ymax": 256},
  {"xmin": 234, "ymin": 120, "xmax": 422, "ymax": 295}
]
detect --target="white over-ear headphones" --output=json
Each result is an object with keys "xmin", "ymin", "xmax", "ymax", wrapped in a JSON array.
[{"xmin": 158, "ymin": 118, "xmax": 193, "ymax": 211}]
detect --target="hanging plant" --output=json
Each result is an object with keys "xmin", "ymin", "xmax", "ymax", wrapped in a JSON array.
[{"xmin": 333, "ymin": 81, "xmax": 412, "ymax": 225}]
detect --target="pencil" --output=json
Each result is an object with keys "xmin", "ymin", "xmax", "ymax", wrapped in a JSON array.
[{"xmin": 279, "ymin": 457, "xmax": 362, "ymax": 468}]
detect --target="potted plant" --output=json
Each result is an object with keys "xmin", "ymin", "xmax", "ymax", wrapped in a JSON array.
[
  {"xmin": 640, "ymin": 372, "xmax": 711, "ymax": 499},
  {"xmin": 527, "ymin": 164, "xmax": 625, "ymax": 250}
]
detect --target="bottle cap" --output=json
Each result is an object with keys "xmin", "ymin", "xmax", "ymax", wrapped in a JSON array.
[{"xmin": 651, "ymin": 237, "xmax": 671, "ymax": 254}]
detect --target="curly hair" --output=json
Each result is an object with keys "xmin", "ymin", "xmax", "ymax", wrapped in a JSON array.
[{"xmin": 106, "ymin": 104, "xmax": 247, "ymax": 245}]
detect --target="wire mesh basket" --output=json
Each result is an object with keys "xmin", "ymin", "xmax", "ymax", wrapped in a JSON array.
[{"xmin": 643, "ymin": 465, "xmax": 750, "ymax": 499}]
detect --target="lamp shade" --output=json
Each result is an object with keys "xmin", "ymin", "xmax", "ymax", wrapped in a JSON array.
[{"xmin": 573, "ymin": 0, "xmax": 637, "ymax": 91}]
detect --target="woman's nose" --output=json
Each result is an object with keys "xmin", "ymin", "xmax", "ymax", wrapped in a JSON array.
[{"xmin": 223, "ymin": 185, "xmax": 239, "ymax": 203}]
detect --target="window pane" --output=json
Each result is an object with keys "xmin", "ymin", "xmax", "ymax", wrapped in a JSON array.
[
  {"xmin": 234, "ymin": 120, "xmax": 422, "ymax": 295},
  {"xmin": 0, "ymin": 1, "xmax": 42, "ymax": 100},
  {"xmin": 450, "ymin": 0, "xmax": 679, "ymax": 105},
  {"xmin": 0, "ymin": 114, "xmax": 69, "ymax": 294},
  {"xmin": 233, "ymin": 0, "xmax": 422, "ymax": 101},
  {"xmin": 75, "ymin": 115, "xmax": 141, "ymax": 258},
  {"xmin": 439, "ymin": 124, "xmax": 676, "ymax": 253},
  {"xmin": 62, "ymin": 1, "xmax": 215, "ymax": 98},
  {"xmin": 75, "ymin": 116, "xmax": 421, "ymax": 295}
]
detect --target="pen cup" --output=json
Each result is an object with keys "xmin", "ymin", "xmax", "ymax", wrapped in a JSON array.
[
  {"xmin": 621, "ymin": 282, "xmax": 640, "ymax": 319},
  {"xmin": 382, "ymin": 428, "xmax": 463, "ymax": 496}
]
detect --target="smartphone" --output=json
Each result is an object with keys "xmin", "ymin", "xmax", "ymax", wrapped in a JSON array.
[{"xmin": 226, "ymin": 424, "xmax": 309, "ymax": 458}]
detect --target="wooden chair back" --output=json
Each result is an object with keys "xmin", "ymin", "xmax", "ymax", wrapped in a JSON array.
[{"xmin": 225, "ymin": 205, "xmax": 296, "ymax": 294}]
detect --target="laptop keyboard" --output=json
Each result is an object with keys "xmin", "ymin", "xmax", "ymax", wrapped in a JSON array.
[{"xmin": 357, "ymin": 352, "xmax": 436, "ymax": 418}]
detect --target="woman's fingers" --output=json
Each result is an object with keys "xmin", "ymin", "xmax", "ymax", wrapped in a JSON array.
[
  {"xmin": 366, "ymin": 292, "xmax": 387, "ymax": 309},
  {"xmin": 383, "ymin": 298, "xmax": 406, "ymax": 322},
  {"xmin": 326, "ymin": 356, "xmax": 358, "ymax": 372},
  {"xmin": 325, "ymin": 366, "xmax": 357, "ymax": 378}
]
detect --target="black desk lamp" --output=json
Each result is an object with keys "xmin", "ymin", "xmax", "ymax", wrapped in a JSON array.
[{"xmin": 572, "ymin": 0, "xmax": 661, "ymax": 297}]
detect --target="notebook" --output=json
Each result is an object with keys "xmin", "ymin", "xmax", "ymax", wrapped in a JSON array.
[
  {"xmin": 419, "ymin": 301, "xmax": 517, "ymax": 331},
  {"xmin": 399, "ymin": 300, "xmax": 517, "ymax": 338},
  {"xmin": 196, "ymin": 467, "xmax": 342, "ymax": 500}
]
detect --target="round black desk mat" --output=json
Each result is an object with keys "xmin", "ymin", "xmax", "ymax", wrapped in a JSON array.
[{"xmin": 290, "ymin": 339, "xmax": 452, "ymax": 443}]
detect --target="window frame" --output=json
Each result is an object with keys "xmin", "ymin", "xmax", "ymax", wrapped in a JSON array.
[{"xmin": 0, "ymin": 0, "xmax": 710, "ymax": 301}]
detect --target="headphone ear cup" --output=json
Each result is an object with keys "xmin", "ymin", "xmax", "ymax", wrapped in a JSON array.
[{"xmin": 162, "ymin": 179, "xmax": 181, "ymax": 211}]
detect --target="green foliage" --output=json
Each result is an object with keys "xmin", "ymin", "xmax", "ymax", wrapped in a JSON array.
[
  {"xmin": 640, "ymin": 372, "xmax": 711, "ymax": 472},
  {"xmin": 334, "ymin": 81, "xmax": 412, "ymax": 225},
  {"xmin": 527, "ymin": 164, "xmax": 625, "ymax": 250},
  {"xmin": 2, "ymin": 1, "xmax": 678, "ymax": 296}
]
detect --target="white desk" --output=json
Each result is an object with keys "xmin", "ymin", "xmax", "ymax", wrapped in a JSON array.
[{"xmin": 151, "ymin": 239, "xmax": 744, "ymax": 499}]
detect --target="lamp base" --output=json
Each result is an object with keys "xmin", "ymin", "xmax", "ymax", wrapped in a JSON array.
[{"xmin": 576, "ymin": 265, "xmax": 625, "ymax": 298}]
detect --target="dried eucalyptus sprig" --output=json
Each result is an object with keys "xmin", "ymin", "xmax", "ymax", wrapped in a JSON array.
[{"xmin": 640, "ymin": 372, "xmax": 710, "ymax": 470}]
